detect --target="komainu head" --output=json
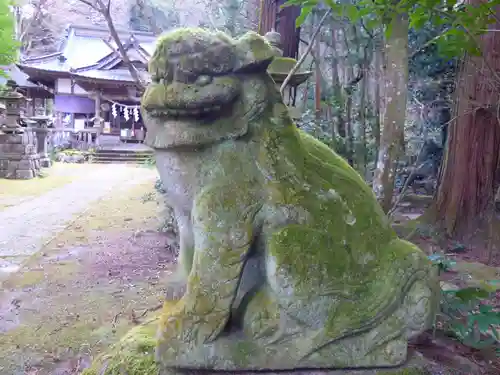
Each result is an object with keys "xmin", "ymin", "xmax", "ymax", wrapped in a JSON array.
[{"xmin": 141, "ymin": 28, "xmax": 281, "ymax": 149}]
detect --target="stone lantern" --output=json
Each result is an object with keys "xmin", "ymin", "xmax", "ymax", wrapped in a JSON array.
[
  {"xmin": 0, "ymin": 80, "xmax": 27, "ymax": 132},
  {"xmin": 29, "ymin": 116, "xmax": 53, "ymax": 168},
  {"xmin": 264, "ymin": 31, "xmax": 312, "ymax": 119},
  {"xmin": 0, "ymin": 81, "xmax": 43, "ymax": 178}
]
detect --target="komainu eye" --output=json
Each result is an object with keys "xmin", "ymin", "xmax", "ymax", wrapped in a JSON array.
[
  {"xmin": 151, "ymin": 73, "xmax": 167, "ymax": 85},
  {"xmin": 174, "ymin": 69, "xmax": 198, "ymax": 84}
]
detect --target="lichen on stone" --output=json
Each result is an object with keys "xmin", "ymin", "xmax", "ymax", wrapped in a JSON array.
[
  {"xmin": 149, "ymin": 27, "xmax": 237, "ymax": 80},
  {"xmin": 267, "ymin": 56, "xmax": 300, "ymax": 74},
  {"xmin": 96, "ymin": 27, "xmax": 444, "ymax": 372}
]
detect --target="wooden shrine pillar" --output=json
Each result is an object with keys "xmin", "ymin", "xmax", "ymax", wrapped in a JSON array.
[
  {"xmin": 93, "ymin": 91, "xmax": 102, "ymax": 147},
  {"xmin": 93, "ymin": 90, "xmax": 102, "ymax": 129},
  {"xmin": 258, "ymin": 0, "xmax": 301, "ymax": 59}
]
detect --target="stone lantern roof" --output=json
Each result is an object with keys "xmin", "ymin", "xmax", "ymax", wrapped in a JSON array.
[{"xmin": 263, "ymin": 31, "xmax": 312, "ymax": 88}]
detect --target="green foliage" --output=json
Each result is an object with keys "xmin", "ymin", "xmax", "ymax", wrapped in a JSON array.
[
  {"xmin": 37, "ymin": 169, "xmax": 49, "ymax": 178},
  {"xmin": 296, "ymin": 109, "xmax": 346, "ymax": 155},
  {"xmin": 0, "ymin": 0, "xmax": 19, "ymax": 76},
  {"xmin": 283, "ymin": 0, "xmax": 500, "ymax": 59},
  {"xmin": 441, "ymin": 286, "xmax": 500, "ymax": 350},
  {"xmin": 142, "ymin": 155, "xmax": 156, "ymax": 168},
  {"xmin": 408, "ymin": 20, "xmax": 457, "ymax": 131},
  {"xmin": 428, "ymin": 253, "xmax": 456, "ymax": 273},
  {"xmin": 140, "ymin": 178, "xmax": 164, "ymax": 203},
  {"xmin": 428, "ymin": 254, "xmax": 500, "ymax": 352}
]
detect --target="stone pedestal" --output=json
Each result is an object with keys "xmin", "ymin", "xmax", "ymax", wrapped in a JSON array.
[
  {"xmin": 0, "ymin": 129, "xmax": 41, "ymax": 179},
  {"xmin": 32, "ymin": 127, "xmax": 52, "ymax": 168}
]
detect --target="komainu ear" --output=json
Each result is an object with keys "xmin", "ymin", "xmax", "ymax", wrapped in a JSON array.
[{"xmin": 233, "ymin": 31, "xmax": 276, "ymax": 74}]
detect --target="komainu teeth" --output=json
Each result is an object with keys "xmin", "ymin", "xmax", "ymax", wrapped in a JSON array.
[
  {"xmin": 148, "ymin": 104, "xmax": 225, "ymax": 117},
  {"xmin": 148, "ymin": 109, "xmax": 169, "ymax": 117}
]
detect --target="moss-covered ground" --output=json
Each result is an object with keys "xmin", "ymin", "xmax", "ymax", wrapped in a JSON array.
[
  {"xmin": 0, "ymin": 177, "xmax": 176, "ymax": 375},
  {"xmin": 0, "ymin": 163, "xmax": 88, "ymax": 211}
]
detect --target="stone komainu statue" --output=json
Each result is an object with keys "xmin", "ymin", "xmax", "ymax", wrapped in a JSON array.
[{"xmin": 84, "ymin": 28, "xmax": 439, "ymax": 375}]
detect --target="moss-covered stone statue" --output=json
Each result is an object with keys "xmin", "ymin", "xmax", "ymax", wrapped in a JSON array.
[{"xmin": 88, "ymin": 28, "xmax": 439, "ymax": 374}]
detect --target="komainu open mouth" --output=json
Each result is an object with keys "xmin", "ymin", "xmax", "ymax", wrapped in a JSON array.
[{"xmin": 146, "ymin": 96, "xmax": 238, "ymax": 121}]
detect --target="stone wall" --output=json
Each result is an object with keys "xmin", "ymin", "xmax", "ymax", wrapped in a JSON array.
[{"xmin": 0, "ymin": 130, "xmax": 41, "ymax": 179}]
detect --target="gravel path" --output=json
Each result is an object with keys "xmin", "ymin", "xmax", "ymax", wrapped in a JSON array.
[{"xmin": 0, "ymin": 165, "xmax": 156, "ymax": 275}]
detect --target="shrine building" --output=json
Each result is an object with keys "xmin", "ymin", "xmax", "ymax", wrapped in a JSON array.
[{"xmin": 16, "ymin": 24, "xmax": 156, "ymax": 143}]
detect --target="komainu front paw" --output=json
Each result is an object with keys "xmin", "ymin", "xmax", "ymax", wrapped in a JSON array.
[
  {"xmin": 158, "ymin": 299, "xmax": 198, "ymax": 345},
  {"xmin": 159, "ymin": 298, "xmax": 227, "ymax": 347}
]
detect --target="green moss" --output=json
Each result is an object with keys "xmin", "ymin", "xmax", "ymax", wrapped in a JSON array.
[
  {"xmin": 234, "ymin": 31, "xmax": 276, "ymax": 64},
  {"xmin": 83, "ymin": 317, "xmax": 159, "ymax": 375},
  {"xmin": 154, "ymin": 27, "xmax": 232, "ymax": 49},
  {"xmin": 148, "ymin": 28, "xmax": 277, "ymax": 83},
  {"xmin": 149, "ymin": 28, "xmax": 235, "ymax": 79},
  {"xmin": 259, "ymin": 104, "xmax": 435, "ymax": 340},
  {"xmin": 267, "ymin": 57, "xmax": 298, "ymax": 74}
]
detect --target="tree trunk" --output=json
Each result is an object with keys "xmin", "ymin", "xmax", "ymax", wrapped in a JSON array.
[
  {"xmin": 372, "ymin": 13, "xmax": 409, "ymax": 213},
  {"xmin": 357, "ymin": 61, "xmax": 368, "ymax": 177},
  {"xmin": 330, "ymin": 28, "xmax": 344, "ymax": 137},
  {"xmin": 372, "ymin": 36, "xmax": 383, "ymax": 163},
  {"xmin": 102, "ymin": 8, "xmax": 144, "ymax": 88},
  {"xmin": 314, "ymin": 14, "xmax": 322, "ymax": 119},
  {"xmin": 435, "ymin": 26, "xmax": 500, "ymax": 237},
  {"xmin": 79, "ymin": 0, "xmax": 144, "ymax": 89},
  {"xmin": 343, "ymin": 27, "xmax": 355, "ymax": 166}
]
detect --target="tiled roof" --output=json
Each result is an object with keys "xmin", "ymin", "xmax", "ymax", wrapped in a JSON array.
[
  {"xmin": 18, "ymin": 24, "xmax": 157, "ymax": 79},
  {"xmin": 72, "ymin": 69, "xmax": 136, "ymax": 83},
  {"xmin": 0, "ymin": 65, "xmax": 39, "ymax": 88}
]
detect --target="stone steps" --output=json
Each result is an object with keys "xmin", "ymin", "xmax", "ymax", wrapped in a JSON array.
[{"xmin": 92, "ymin": 149, "xmax": 153, "ymax": 164}]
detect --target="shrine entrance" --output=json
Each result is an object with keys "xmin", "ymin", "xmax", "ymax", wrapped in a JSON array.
[{"xmin": 104, "ymin": 101, "xmax": 146, "ymax": 143}]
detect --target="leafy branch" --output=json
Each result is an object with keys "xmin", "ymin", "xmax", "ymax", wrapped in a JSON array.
[
  {"xmin": 283, "ymin": 0, "xmax": 500, "ymax": 60},
  {"xmin": 77, "ymin": 0, "xmax": 145, "ymax": 89}
]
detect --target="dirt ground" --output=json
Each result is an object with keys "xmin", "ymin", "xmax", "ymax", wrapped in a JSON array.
[{"xmin": 0, "ymin": 180, "xmax": 177, "ymax": 375}]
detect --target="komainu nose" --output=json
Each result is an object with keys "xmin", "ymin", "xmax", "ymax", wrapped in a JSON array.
[{"xmin": 195, "ymin": 75, "xmax": 212, "ymax": 86}]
